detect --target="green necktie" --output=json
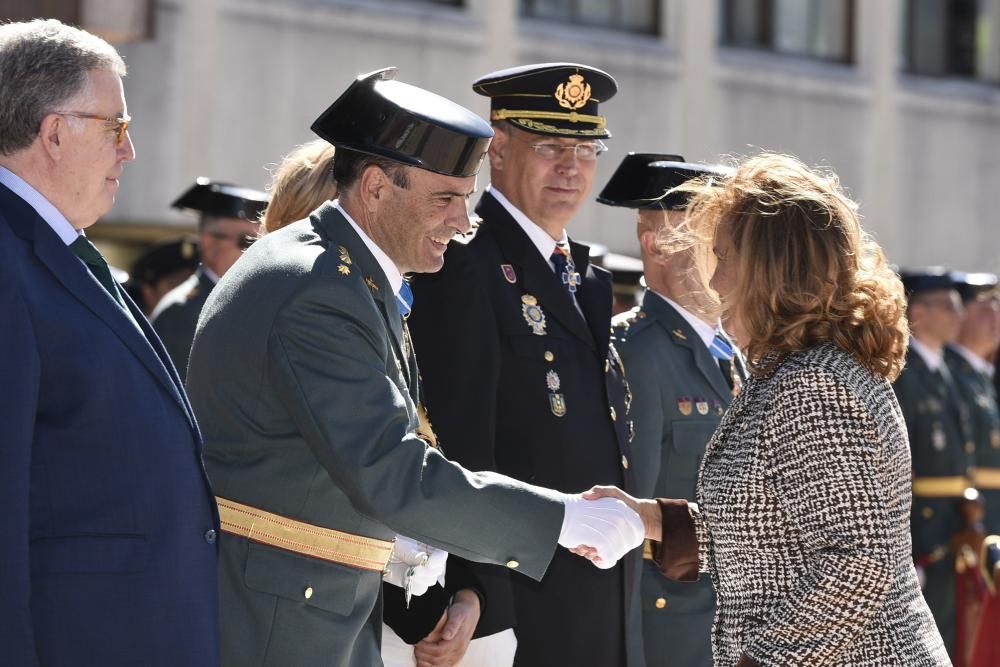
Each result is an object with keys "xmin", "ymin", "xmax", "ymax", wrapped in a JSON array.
[{"xmin": 70, "ymin": 236, "xmax": 125, "ymax": 307}]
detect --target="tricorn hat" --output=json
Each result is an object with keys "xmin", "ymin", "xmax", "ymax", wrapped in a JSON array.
[
  {"xmin": 598, "ymin": 153, "xmax": 731, "ymax": 210},
  {"xmin": 311, "ymin": 67, "xmax": 493, "ymax": 178},
  {"xmin": 172, "ymin": 178, "xmax": 268, "ymax": 222}
]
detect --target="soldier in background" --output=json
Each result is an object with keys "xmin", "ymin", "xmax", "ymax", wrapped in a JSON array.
[
  {"xmin": 124, "ymin": 236, "xmax": 200, "ymax": 315},
  {"xmin": 151, "ymin": 179, "xmax": 267, "ymax": 380},
  {"xmin": 603, "ymin": 252, "xmax": 645, "ymax": 316},
  {"xmin": 603, "ymin": 153, "xmax": 742, "ymax": 667},
  {"xmin": 894, "ymin": 267, "xmax": 974, "ymax": 661},
  {"xmin": 947, "ymin": 272, "xmax": 1000, "ymax": 534}
]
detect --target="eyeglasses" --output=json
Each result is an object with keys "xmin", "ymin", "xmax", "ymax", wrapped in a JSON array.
[
  {"xmin": 205, "ymin": 230, "xmax": 257, "ymax": 250},
  {"xmin": 524, "ymin": 139, "xmax": 608, "ymax": 161},
  {"xmin": 57, "ymin": 111, "xmax": 131, "ymax": 145}
]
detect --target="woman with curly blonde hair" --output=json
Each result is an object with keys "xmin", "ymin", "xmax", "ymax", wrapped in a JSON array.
[
  {"xmin": 261, "ymin": 139, "xmax": 338, "ymax": 233},
  {"xmin": 588, "ymin": 153, "xmax": 950, "ymax": 666}
]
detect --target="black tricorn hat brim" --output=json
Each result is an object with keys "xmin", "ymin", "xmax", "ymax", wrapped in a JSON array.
[
  {"xmin": 598, "ymin": 154, "xmax": 732, "ymax": 210},
  {"xmin": 311, "ymin": 67, "xmax": 493, "ymax": 178},
  {"xmin": 171, "ymin": 177, "xmax": 269, "ymax": 221}
]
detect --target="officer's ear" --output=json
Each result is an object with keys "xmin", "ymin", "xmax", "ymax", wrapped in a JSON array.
[
  {"xmin": 489, "ymin": 127, "xmax": 508, "ymax": 170},
  {"xmin": 37, "ymin": 113, "xmax": 69, "ymax": 161},
  {"xmin": 358, "ymin": 163, "xmax": 390, "ymax": 210},
  {"xmin": 638, "ymin": 229, "xmax": 666, "ymax": 264}
]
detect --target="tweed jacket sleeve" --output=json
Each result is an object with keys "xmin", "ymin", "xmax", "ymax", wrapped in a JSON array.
[{"xmin": 741, "ymin": 367, "xmax": 895, "ymax": 664}]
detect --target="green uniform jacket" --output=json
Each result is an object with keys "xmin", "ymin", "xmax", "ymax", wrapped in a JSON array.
[
  {"xmin": 151, "ymin": 266, "xmax": 214, "ymax": 383},
  {"xmin": 613, "ymin": 294, "xmax": 744, "ymax": 667},
  {"xmin": 186, "ymin": 203, "xmax": 566, "ymax": 667},
  {"xmin": 893, "ymin": 345, "xmax": 974, "ymax": 657},
  {"xmin": 945, "ymin": 345, "xmax": 1000, "ymax": 534}
]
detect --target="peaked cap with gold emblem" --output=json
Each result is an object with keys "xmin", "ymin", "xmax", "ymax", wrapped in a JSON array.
[{"xmin": 472, "ymin": 62, "xmax": 617, "ymax": 138}]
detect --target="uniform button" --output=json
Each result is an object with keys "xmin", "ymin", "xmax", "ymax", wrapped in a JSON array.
[
  {"xmin": 610, "ymin": 406, "xmax": 617, "ymax": 421},
  {"xmin": 622, "ymin": 455, "xmax": 629, "ymax": 470},
  {"xmin": 605, "ymin": 359, "xmax": 610, "ymax": 373},
  {"xmin": 965, "ymin": 441, "xmax": 975, "ymax": 454},
  {"xmin": 304, "ymin": 586, "xmax": 314, "ymax": 599},
  {"xmin": 655, "ymin": 597, "xmax": 667, "ymax": 609},
  {"xmin": 922, "ymin": 507, "xmax": 934, "ymax": 519},
  {"xmin": 204, "ymin": 529, "xmax": 217, "ymax": 544},
  {"xmin": 544, "ymin": 351, "xmax": 554, "ymax": 362},
  {"xmin": 506, "ymin": 560, "xmax": 519, "ymax": 569}
]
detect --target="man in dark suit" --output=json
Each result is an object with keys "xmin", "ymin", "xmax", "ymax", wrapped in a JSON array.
[
  {"xmin": 152, "ymin": 179, "xmax": 267, "ymax": 381},
  {"xmin": 409, "ymin": 63, "xmax": 640, "ymax": 667},
  {"xmin": 0, "ymin": 19, "xmax": 219, "ymax": 666},
  {"xmin": 602, "ymin": 154, "xmax": 743, "ymax": 667},
  {"xmin": 894, "ymin": 268, "xmax": 975, "ymax": 660},
  {"xmin": 186, "ymin": 67, "xmax": 643, "ymax": 667}
]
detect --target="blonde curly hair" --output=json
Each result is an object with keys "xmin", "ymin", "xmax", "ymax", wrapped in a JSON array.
[
  {"xmin": 261, "ymin": 140, "xmax": 338, "ymax": 233},
  {"xmin": 665, "ymin": 153, "xmax": 909, "ymax": 380}
]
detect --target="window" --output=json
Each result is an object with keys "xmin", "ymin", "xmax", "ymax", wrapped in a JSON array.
[
  {"xmin": 720, "ymin": 0, "xmax": 854, "ymax": 63},
  {"xmin": 519, "ymin": 0, "xmax": 659, "ymax": 35},
  {"xmin": 903, "ymin": 0, "xmax": 992, "ymax": 80}
]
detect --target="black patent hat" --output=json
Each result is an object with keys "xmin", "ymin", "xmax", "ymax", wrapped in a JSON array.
[
  {"xmin": 898, "ymin": 267, "xmax": 955, "ymax": 299},
  {"xmin": 172, "ymin": 178, "xmax": 268, "ymax": 222},
  {"xmin": 950, "ymin": 271, "xmax": 998, "ymax": 302},
  {"xmin": 311, "ymin": 67, "xmax": 493, "ymax": 178},
  {"xmin": 598, "ymin": 153, "xmax": 732, "ymax": 210},
  {"xmin": 131, "ymin": 236, "xmax": 200, "ymax": 284},
  {"xmin": 473, "ymin": 62, "xmax": 617, "ymax": 139}
]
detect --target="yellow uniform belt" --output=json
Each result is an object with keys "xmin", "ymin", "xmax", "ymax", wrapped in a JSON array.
[
  {"xmin": 973, "ymin": 467, "xmax": 1000, "ymax": 490},
  {"xmin": 216, "ymin": 496, "xmax": 394, "ymax": 573},
  {"xmin": 912, "ymin": 476, "xmax": 971, "ymax": 498}
]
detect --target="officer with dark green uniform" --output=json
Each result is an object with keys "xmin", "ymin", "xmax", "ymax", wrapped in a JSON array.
[
  {"xmin": 893, "ymin": 267, "xmax": 974, "ymax": 660},
  {"xmin": 602, "ymin": 153, "xmax": 742, "ymax": 667},
  {"xmin": 185, "ymin": 68, "xmax": 643, "ymax": 667},
  {"xmin": 946, "ymin": 272, "xmax": 1000, "ymax": 534},
  {"xmin": 151, "ymin": 179, "xmax": 267, "ymax": 381}
]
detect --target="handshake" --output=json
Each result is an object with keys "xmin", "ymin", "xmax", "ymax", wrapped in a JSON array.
[{"xmin": 557, "ymin": 488, "xmax": 648, "ymax": 569}]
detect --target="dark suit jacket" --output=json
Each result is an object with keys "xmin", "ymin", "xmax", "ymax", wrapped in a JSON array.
[
  {"xmin": 151, "ymin": 266, "xmax": 214, "ymax": 383},
  {"xmin": 0, "ymin": 182, "xmax": 219, "ymax": 666},
  {"xmin": 409, "ymin": 191, "xmax": 637, "ymax": 667},
  {"xmin": 187, "ymin": 203, "xmax": 566, "ymax": 667}
]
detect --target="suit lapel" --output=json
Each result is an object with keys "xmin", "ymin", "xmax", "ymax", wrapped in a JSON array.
[
  {"xmin": 477, "ymin": 193, "xmax": 596, "ymax": 352},
  {"xmin": 646, "ymin": 294, "xmax": 732, "ymax": 401},
  {"xmin": 12, "ymin": 191, "xmax": 193, "ymax": 421},
  {"xmin": 571, "ymin": 240, "xmax": 612, "ymax": 354}
]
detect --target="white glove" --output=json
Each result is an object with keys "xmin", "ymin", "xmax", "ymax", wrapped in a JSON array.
[
  {"xmin": 384, "ymin": 535, "xmax": 448, "ymax": 601},
  {"xmin": 558, "ymin": 494, "xmax": 644, "ymax": 569}
]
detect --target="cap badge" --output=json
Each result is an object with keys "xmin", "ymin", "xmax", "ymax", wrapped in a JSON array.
[
  {"xmin": 521, "ymin": 294, "xmax": 547, "ymax": 336},
  {"xmin": 555, "ymin": 73, "xmax": 591, "ymax": 111},
  {"xmin": 501, "ymin": 264, "xmax": 517, "ymax": 284},
  {"xmin": 181, "ymin": 240, "xmax": 195, "ymax": 260}
]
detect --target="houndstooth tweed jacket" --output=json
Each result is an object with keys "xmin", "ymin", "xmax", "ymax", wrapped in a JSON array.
[{"xmin": 657, "ymin": 343, "xmax": 950, "ymax": 666}]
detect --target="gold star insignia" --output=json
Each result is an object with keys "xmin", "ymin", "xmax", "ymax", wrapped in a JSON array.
[
  {"xmin": 366, "ymin": 276, "xmax": 379, "ymax": 291},
  {"xmin": 338, "ymin": 245, "xmax": 352, "ymax": 265},
  {"xmin": 338, "ymin": 264, "xmax": 351, "ymax": 276}
]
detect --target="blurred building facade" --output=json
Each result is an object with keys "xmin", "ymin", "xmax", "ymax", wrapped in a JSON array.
[{"xmin": 9, "ymin": 0, "xmax": 1000, "ymax": 271}]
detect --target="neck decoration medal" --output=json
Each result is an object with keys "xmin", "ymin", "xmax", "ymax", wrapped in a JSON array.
[{"xmin": 522, "ymin": 294, "xmax": 547, "ymax": 335}]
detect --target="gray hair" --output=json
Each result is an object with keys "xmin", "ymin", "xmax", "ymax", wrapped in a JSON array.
[{"xmin": 0, "ymin": 19, "xmax": 126, "ymax": 156}]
